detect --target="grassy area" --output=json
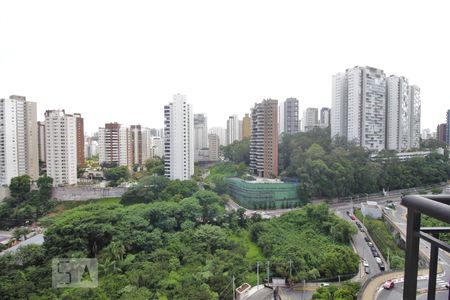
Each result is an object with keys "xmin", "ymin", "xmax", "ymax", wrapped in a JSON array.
[
  {"xmin": 230, "ymin": 230, "xmax": 265, "ymax": 285},
  {"xmin": 354, "ymin": 209, "xmax": 404, "ymax": 270}
]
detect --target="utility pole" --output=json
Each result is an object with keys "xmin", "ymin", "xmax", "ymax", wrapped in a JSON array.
[
  {"xmin": 257, "ymin": 262, "xmax": 260, "ymax": 288},
  {"xmin": 232, "ymin": 276, "xmax": 236, "ymax": 300},
  {"xmin": 387, "ymin": 248, "xmax": 390, "ymax": 269},
  {"xmin": 289, "ymin": 260, "xmax": 292, "ymax": 278},
  {"xmin": 338, "ymin": 275, "xmax": 341, "ymax": 285},
  {"xmin": 267, "ymin": 261, "xmax": 270, "ymax": 285}
]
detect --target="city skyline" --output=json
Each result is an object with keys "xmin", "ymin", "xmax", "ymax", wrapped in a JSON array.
[{"xmin": 1, "ymin": 1, "xmax": 449, "ymax": 133}]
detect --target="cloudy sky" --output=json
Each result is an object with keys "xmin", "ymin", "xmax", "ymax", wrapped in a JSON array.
[{"xmin": 1, "ymin": 0, "xmax": 449, "ymax": 134}]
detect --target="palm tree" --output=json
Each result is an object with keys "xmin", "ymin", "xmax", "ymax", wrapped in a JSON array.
[{"xmin": 104, "ymin": 241, "xmax": 126, "ymax": 262}]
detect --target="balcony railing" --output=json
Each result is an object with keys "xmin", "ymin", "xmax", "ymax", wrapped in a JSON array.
[{"xmin": 401, "ymin": 194, "xmax": 450, "ymax": 300}]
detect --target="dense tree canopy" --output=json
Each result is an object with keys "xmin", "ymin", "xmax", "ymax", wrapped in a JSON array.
[
  {"xmin": 223, "ymin": 138, "xmax": 250, "ymax": 165},
  {"xmin": 103, "ymin": 166, "xmax": 130, "ymax": 186},
  {"xmin": 250, "ymin": 204, "xmax": 359, "ymax": 281},
  {"xmin": 279, "ymin": 128, "xmax": 450, "ymax": 200},
  {"xmin": 0, "ymin": 176, "xmax": 55, "ymax": 229}
]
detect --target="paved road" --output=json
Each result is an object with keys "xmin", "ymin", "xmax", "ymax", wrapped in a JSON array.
[
  {"xmin": 335, "ymin": 209, "xmax": 384, "ymax": 281},
  {"xmin": 247, "ymin": 286, "xmax": 314, "ymax": 300},
  {"xmin": 0, "ymin": 233, "xmax": 44, "ymax": 255}
]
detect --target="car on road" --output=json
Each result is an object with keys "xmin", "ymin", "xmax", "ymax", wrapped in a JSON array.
[
  {"xmin": 379, "ymin": 263, "xmax": 385, "ymax": 271},
  {"xmin": 364, "ymin": 266, "xmax": 370, "ymax": 274},
  {"xmin": 372, "ymin": 251, "xmax": 379, "ymax": 257},
  {"xmin": 350, "ymin": 215, "xmax": 356, "ymax": 220},
  {"xmin": 375, "ymin": 257, "xmax": 382, "ymax": 264},
  {"xmin": 346, "ymin": 211, "xmax": 350, "ymax": 215},
  {"xmin": 383, "ymin": 280, "xmax": 395, "ymax": 289},
  {"xmin": 356, "ymin": 222, "xmax": 361, "ymax": 227},
  {"xmin": 360, "ymin": 227, "xmax": 365, "ymax": 232},
  {"xmin": 364, "ymin": 237, "xmax": 370, "ymax": 242},
  {"xmin": 368, "ymin": 242, "xmax": 373, "ymax": 247},
  {"xmin": 362, "ymin": 259, "xmax": 369, "ymax": 267}
]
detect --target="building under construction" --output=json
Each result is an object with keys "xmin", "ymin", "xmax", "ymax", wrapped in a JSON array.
[{"xmin": 226, "ymin": 177, "xmax": 300, "ymax": 209}]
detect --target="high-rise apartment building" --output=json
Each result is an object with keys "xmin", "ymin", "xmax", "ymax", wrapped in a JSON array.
[
  {"xmin": 242, "ymin": 113, "xmax": 252, "ymax": 139},
  {"xmin": 386, "ymin": 76, "xmax": 410, "ymax": 151},
  {"xmin": 302, "ymin": 108, "xmax": 319, "ymax": 132},
  {"xmin": 45, "ymin": 110, "xmax": 77, "ymax": 186},
  {"xmin": 208, "ymin": 134, "xmax": 220, "ymax": 161},
  {"xmin": 38, "ymin": 121, "xmax": 46, "ymax": 163},
  {"xmin": 130, "ymin": 125, "xmax": 153, "ymax": 165},
  {"xmin": 437, "ymin": 123, "xmax": 447, "ymax": 143},
  {"xmin": 0, "ymin": 96, "xmax": 39, "ymax": 185},
  {"xmin": 347, "ymin": 66, "xmax": 386, "ymax": 151},
  {"xmin": 332, "ymin": 66, "xmax": 386, "ymax": 151},
  {"xmin": 74, "ymin": 113, "xmax": 85, "ymax": 167},
  {"xmin": 332, "ymin": 66, "xmax": 420, "ymax": 151},
  {"xmin": 409, "ymin": 85, "xmax": 421, "ymax": 149},
  {"xmin": 164, "ymin": 94, "xmax": 194, "ymax": 180},
  {"xmin": 209, "ymin": 127, "xmax": 227, "ymax": 146},
  {"xmin": 227, "ymin": 115, "xmax": 241, "ymax": 145},
  {"xmin": 152, "ymin": 136, "xmax": 164, "ymax": 158},
  {"xmin": 194, "ymin": 114, "xmax": 208, "ymax": 157},
  {"xmin": 331, "ymin": 72, "xmax": 347, "ymax": 138},
  {"xmin": 250, "ymin": 99, "xmax": 278, "ymax": 178},
  {"xmin": 320, "ymin": 107, "xmax": 331, "ymax": 127},
  {"xmin": 446, "ymin": 110, "xmax": 450, "ymax": 145},
  {"xmin": 98, "ymin": 123, "xmax": 130, "ymax": 167},
  {"xmin": 279, "ymin": 98, "xmax": 299, "ymax": 135}
]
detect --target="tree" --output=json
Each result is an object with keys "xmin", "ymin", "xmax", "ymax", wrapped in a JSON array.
[
  {"xmin": 13, "ymin": 227, "xmax": 30, "ymax": 241},
  {"xmin": 9, "ymin": 175, "xmax": 31, "ymax": 201},
  {"xmin": 223, "ymin": 138, "xmax": 250, "ymax": 164},
  {"xmin": 193, "ymin": 190, "xmax": 223, "ymax": 223},
  {"xmin": 104, "ymin": 166, "xmax": 130, "ymax": 186}
]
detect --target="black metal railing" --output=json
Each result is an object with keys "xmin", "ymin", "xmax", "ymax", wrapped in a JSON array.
[{"xmin": 402, "ymin": 195, "xmax": 450, "ymax": 300}]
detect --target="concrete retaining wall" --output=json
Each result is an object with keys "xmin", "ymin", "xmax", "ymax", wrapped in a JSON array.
[
  {"xmin": 52, "ymin": 186, "xmax": 128, "ymax": 201},
  {"xmin": 0, "ymin": 186, "xmax": 10, "ymax": 202}
]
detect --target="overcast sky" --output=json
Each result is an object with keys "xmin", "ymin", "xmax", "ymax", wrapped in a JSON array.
[{"xmin": 1, "ymin": 0, "xmax": 449, "ymax": 134}]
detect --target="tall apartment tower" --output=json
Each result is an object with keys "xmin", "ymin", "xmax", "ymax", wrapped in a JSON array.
[
  {"xmin": 320, "ymin": 107, "xmax": 331, "ymax": 127},
  {"xmin": 130, "ymin": 125, "xmax": 153, "ymax": 165},
  {"xmin": 331, "ymin": 72, "xmax": 348, "ymax": 139},
  {"xmin": 164, "ymin": 94, "xmax": 194, "ymax": 180},
  {"xmin": 409, "ymin": 85, "xmax": 421, "ymax": 149},
  {"xmin": 209, "ymin": 127, "xmax": 227, "ymax": 146},
  {"xmin": 98, "ymin": 123, "xmax": 130, "ymax": 167},
  {"xmin": 227, "ymin": 115, "xmax": 241, "ymax": 145},
  {"xmin": 446, "ymin": 110, "xmax": 450, "ymax": 145},
  {"xmin": 386, "ymin": 76, "xmax": 410, "ymax": 151},
  {"xmin": 332, "ymin": 66, "xmax": 386, "ymax": 151},
  {"xmin": 0, "ymin": 96, "xmax": 39, "ymax": 185},
  {"xmin": 194, "ymin": 114, "xmax": 208, "ymax": 150},
  {"xmin": 242, "ymin": 113, "xmax": 252, "ymax": 139},
  {"xmin": 208, "ymin": 133, "xmax": 220, "ymax": 161},
  {"xmin": 279, "ymin": 98, "xmax": 299, "ymax": 135},
  {"xmin": 250, "ymin": 99, "xmax": 278, "ymax": 178},
  {"xmin": 151, "ymin": 136, "xmax": 164, "ymax": 158},
  {"xmin": 302, "ymin": 108, "xmax": 319, "ymax": 132},
  {"xmin": 38, "ymin": 121, "xmax": 46, "ymax": 163},
  {"xmin": 73, "ymin": 113, "xmax": 85, "ymax": 167},
  {"xmin": 45, "ymin": 110, "xmax": 77, "ymax": 186},
  {"xmin": 437, "ymin": 123, "xmax": 447, "ymax": 143}
]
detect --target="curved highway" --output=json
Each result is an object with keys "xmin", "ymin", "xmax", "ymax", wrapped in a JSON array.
[{"xmin": 377, "ymin": 202, "xmax": 450, "ymax": 300}]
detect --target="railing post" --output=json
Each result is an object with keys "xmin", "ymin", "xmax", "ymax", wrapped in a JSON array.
[
  {"xmin": 427, "ymin": 233, "xmax": 439, "ymax": 300},
  {"xmin": 403, "ymin": 208, "xmax": 421, "ymax": 300}
]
